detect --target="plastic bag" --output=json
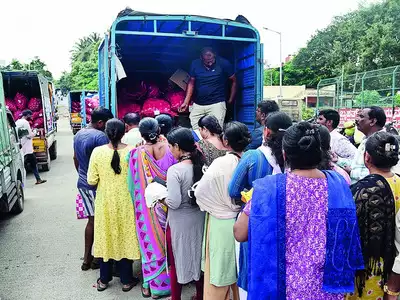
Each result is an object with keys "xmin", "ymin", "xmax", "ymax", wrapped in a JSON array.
[
  {"xmin": 71, "ymin": 102, "xmax": 81, "ymax": 113},
  {"xmin": 32, "ymin": 110, "xmax": 44, "ymax": 120},
  {"xmin": 146, "ymin": 82, "xmax": 161, "ymax": 98},
  {"xmin": 141, "ymin": 98, "xmax": 174, "ymax": 118},
  {"xmin": 28, "ymin": 98, "xmax": 42, "ymax": 112},
  {"xmin": 86, "ymin": 107, "xmax": 94, "ymax": 115},
  {"xmin": 119, "ymin": 81, "xmax": 147, "ymax": 103},
  {"xmin": 14, "ymin": 110, "xmax": 23, "ymax": 120},
  {"xmin": 85, "ymin": 97, "xmax": 99, "ymax": 109},
  {"xmin": 14, "ymin": 93, "xmax": 28, "ymax": 110},
  {"xmin": 118, "ymin": 102, "xmax": 141, "ymax": 118},
  {"xmin": 32, "ymin": 117, "xmax": 44, "ymax": 129},
  {"xmin": 5, "ymin": 98, "xmax": 17, "ymax": 112},
  {"xmin": 166, "ymin": 91, "xmax": 187, "ymax": 112}
]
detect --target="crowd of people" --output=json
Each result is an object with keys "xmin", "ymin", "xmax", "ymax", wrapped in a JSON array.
[{"xmin": 72, "ymin": 102, "xmax": 400, "ymax": 300}]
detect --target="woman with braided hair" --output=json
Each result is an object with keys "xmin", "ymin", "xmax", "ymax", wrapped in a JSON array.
[
  {"xmin": 87, "ymin": 118, "xmax": 140, "ymax": 292},
  {"xmin": 347, "ymin": 131, "xmax": 400, "ymax": 300}
]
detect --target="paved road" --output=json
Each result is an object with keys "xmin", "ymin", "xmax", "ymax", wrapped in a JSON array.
[{"xmin": 0, "ymin": 110, "xmax": 194, "ymax": 299}]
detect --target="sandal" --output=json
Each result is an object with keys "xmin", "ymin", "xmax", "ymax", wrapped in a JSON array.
[
  {"xmin": 97, "ymin": 278, "xmax": 108, "ymax": 292},
  {"xmin": 122, "ymin": 277, "xmax": 140, "ymax": 292},
  {"xmin": 90, "ymin": 258, "xmax": 100, "ymax": 270},
  {"xmin": 81, "ymin": 262, "xmax": 91, "ymax": 271},
  {"xmin": 81, "ymin": 256, "xmax": 93, "ymax": 271},
  {"xmin": 141, "ymin": 287, "xmax": 151, "ymax": 298}
]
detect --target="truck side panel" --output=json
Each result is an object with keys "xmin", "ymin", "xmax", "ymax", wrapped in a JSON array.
[
  {"xmin": 0, "ymin": 72, "xmax": 12, "ymax": 166},
  {"xmin": 38, "ymin": 75, "xmax": 54, "ymax": 134}
]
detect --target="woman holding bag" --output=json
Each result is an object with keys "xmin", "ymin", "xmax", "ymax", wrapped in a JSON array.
[
  {"xmin": 195, "ymin": 121, "xmax": 251, "ymax": 300},
  {"xmin": 165, "ymin": 127, "xmax": 206, "ymax": 300}
]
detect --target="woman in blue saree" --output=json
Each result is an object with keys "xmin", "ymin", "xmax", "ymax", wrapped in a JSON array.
[{"xmin": 234, "ymin": 122, "xmax": 364, "ymax": 300}]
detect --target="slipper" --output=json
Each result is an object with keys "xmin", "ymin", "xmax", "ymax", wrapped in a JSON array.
[
  {"xmin": 141, "ymin": 287, "xmax": 151, "ymax": 298},
  {"xmin": 91, "ymin": 259, "xmax": 100, "ymax": 270},
  {"xmin": 81, "ymin": 262, "xmax": 91, "ymax": 271},
  {"xmin": 122, "ymin": 277, "xmax": 139, "ymax": 292},
  {"xmin": 97, "ymin": 278, "xmax": 108, "ymax": 292}
]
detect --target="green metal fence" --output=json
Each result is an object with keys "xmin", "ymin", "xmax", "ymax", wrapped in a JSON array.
[{"xmin": 317, "ymin": 65, "xmax": 400, "ymax": 110}]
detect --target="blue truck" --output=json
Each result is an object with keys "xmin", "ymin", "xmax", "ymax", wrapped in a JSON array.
[
  {"xmin": 68, "ymin": 90, "xmax": 97, "ymax": 135},
  {"xmin": 98, "ymin": 10, "xmax": 264, "ymax": 130}
]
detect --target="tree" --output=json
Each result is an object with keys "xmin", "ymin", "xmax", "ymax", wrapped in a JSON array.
[
  {"xmin": 26, "ymin": 56, "xmax": 53, "ymax": 79},
  {"xmin": 71, "ymin": 33, "xmax": 101, "ymax": 63},
  {"xmin": 354, "ymin": 90, "xmax": 382, "ymax": 107},
  {"xmin": 57, "ymin": 32, "xmax": 101, "ymax": 92},
  {"xmin": 264, "ymin": 61, "xmax": 314, "ymax": 86},
  {"xmin": 57, "ymin": 71, "xmax": 73, "ymax": 95},
  {"xmin": 1, "ymin": 57, "xmax": 53, "ymax": 79},
  {"xmin": 9, "ymin": 59, "xmax": 25, "ymax": 71},
  {"xmin": 279, "ymin": 0, "xmax": 400, "ymax": 87},
  {"xmin": 301, "ymin": 103, "xmax": 315, "ymax": 121}
]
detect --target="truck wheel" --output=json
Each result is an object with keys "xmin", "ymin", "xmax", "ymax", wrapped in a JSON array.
[
  {"xmin": 11, "ymin": 180, "xmax": 24, "ymax": 214},
  {"xmin": 41, "ymin": 162, "xmax": 50, "ymax": 172},
  {"xmin": 50, "ymin": 141, "xmax": 57, "ymax": 160},
  {"xmin": 41, "ymin": 150, "xmax": 51, "ymax": 172}
]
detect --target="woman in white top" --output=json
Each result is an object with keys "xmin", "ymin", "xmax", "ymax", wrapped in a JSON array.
[{"xmin": 195, "ymin": 121, "xmax": 251, "ymax": 300}]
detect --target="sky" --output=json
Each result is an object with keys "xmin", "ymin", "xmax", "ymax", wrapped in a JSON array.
[{"xmin": 0, "ymin": 0, "xmax": 376, "ymax": 79}]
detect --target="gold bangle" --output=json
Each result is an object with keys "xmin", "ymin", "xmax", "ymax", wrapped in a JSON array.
[{"xmin": 384, "ymin": 284, "xmax": 400, "ymax": 296}]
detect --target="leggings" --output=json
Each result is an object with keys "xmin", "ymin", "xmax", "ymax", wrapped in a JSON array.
[
  {"xmin": 100, "ymin": 258, "xmax": 133, "ymax": 285},
  {"xmin": 166, "ymin": 226, "xmax": 204, "ymax": 300}
]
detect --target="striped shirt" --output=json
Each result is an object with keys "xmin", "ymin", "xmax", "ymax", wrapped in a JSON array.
[{"xmin": 228, "ymin": 149, "xmax": 272, "ymax": 200}]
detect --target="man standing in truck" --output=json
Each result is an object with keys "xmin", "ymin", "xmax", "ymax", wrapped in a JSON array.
[
  {"xmin": 73, "ymin": 107, "xmax": 113, "ymax": 271},
  {"xmin": 16, "ymin": 110, "xmax": 47, "ymax": 185},
  {"xmin": 180, "ymin": 47, "xmax": 237, "ymax": 130}
]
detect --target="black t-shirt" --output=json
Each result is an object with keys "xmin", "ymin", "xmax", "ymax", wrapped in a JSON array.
[{"xmin": 189, "ymin": 57, "xmax": 234, "ymax": 106}]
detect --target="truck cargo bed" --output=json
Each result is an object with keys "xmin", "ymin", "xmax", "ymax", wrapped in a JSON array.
[{"xmin": 99, "ymin": 13, "xmax": 263, "ymax": 130}]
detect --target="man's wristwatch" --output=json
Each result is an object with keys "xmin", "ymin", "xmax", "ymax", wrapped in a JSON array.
[{"xmin": 384, "ymin": 284, "xmax": 400, "ymax": 296}]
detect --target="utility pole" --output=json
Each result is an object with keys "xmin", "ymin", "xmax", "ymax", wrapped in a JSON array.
[{"xmin": 263, "ymin": 27, "xmax": 283, "ymax": 99}]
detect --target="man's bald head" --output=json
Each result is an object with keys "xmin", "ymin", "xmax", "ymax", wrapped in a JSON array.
[{"xmin": 123, "ymin": 113, "xmax": 140, "ymax": 129}]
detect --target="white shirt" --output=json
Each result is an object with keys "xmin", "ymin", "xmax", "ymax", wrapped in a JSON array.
[
  {"xmin": 195, "ymin": 153, "xmax": 242, "ymax": 219},
  {"xmin": 330, "ymin": 129, "xmax": 357, "ymax": 160},
  {"xmin": 122, "ymin": 127, "xmax": 142, "ymax": 146},
  {"xmin": 15, "ymin": 118, "xmax": 35, "ymax": 156}
]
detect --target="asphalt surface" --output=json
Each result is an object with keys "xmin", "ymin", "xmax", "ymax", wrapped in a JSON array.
[{"xmin": 0, "ymin": 105, "xmax": 194, "ymax": 299}]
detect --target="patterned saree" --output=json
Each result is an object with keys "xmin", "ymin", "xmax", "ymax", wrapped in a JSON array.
[{"xmin": 128, "ymin": 147, "xmax": 171, "ymax": 297}]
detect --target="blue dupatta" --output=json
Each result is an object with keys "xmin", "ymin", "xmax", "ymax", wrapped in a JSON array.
[{"xmin": 248, "ymin": 170, "xmax": 364, "ymax": 299}]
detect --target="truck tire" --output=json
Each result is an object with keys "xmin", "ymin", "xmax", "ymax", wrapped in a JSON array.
[
  {"xmin": 11, "ymin": 180, "xmax": 24, "ymax": 214},
  {"xmin": 50, "ymin": 141, "xmax": 57, "ymax": 160},
  {"xmin": 41, "ymin": 150, "xmax": 51, "ymax": 172}
]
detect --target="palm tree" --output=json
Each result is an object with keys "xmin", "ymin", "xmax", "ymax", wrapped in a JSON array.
[{"xmin": 70, "ymin": 33, "xmax": 101, "ymax": 63}]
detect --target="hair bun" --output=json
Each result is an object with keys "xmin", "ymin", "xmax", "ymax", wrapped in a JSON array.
[
  {"xmin": 148, "ymin": 132, "xmax": 158, "ymax": 141},
  {"xmin": 305, "ymin": 129, "xmax": 316, "ymax": 136},
  {"xmin": 297, "ymin": 135, "xmax": 315, "ymax": 151}
]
